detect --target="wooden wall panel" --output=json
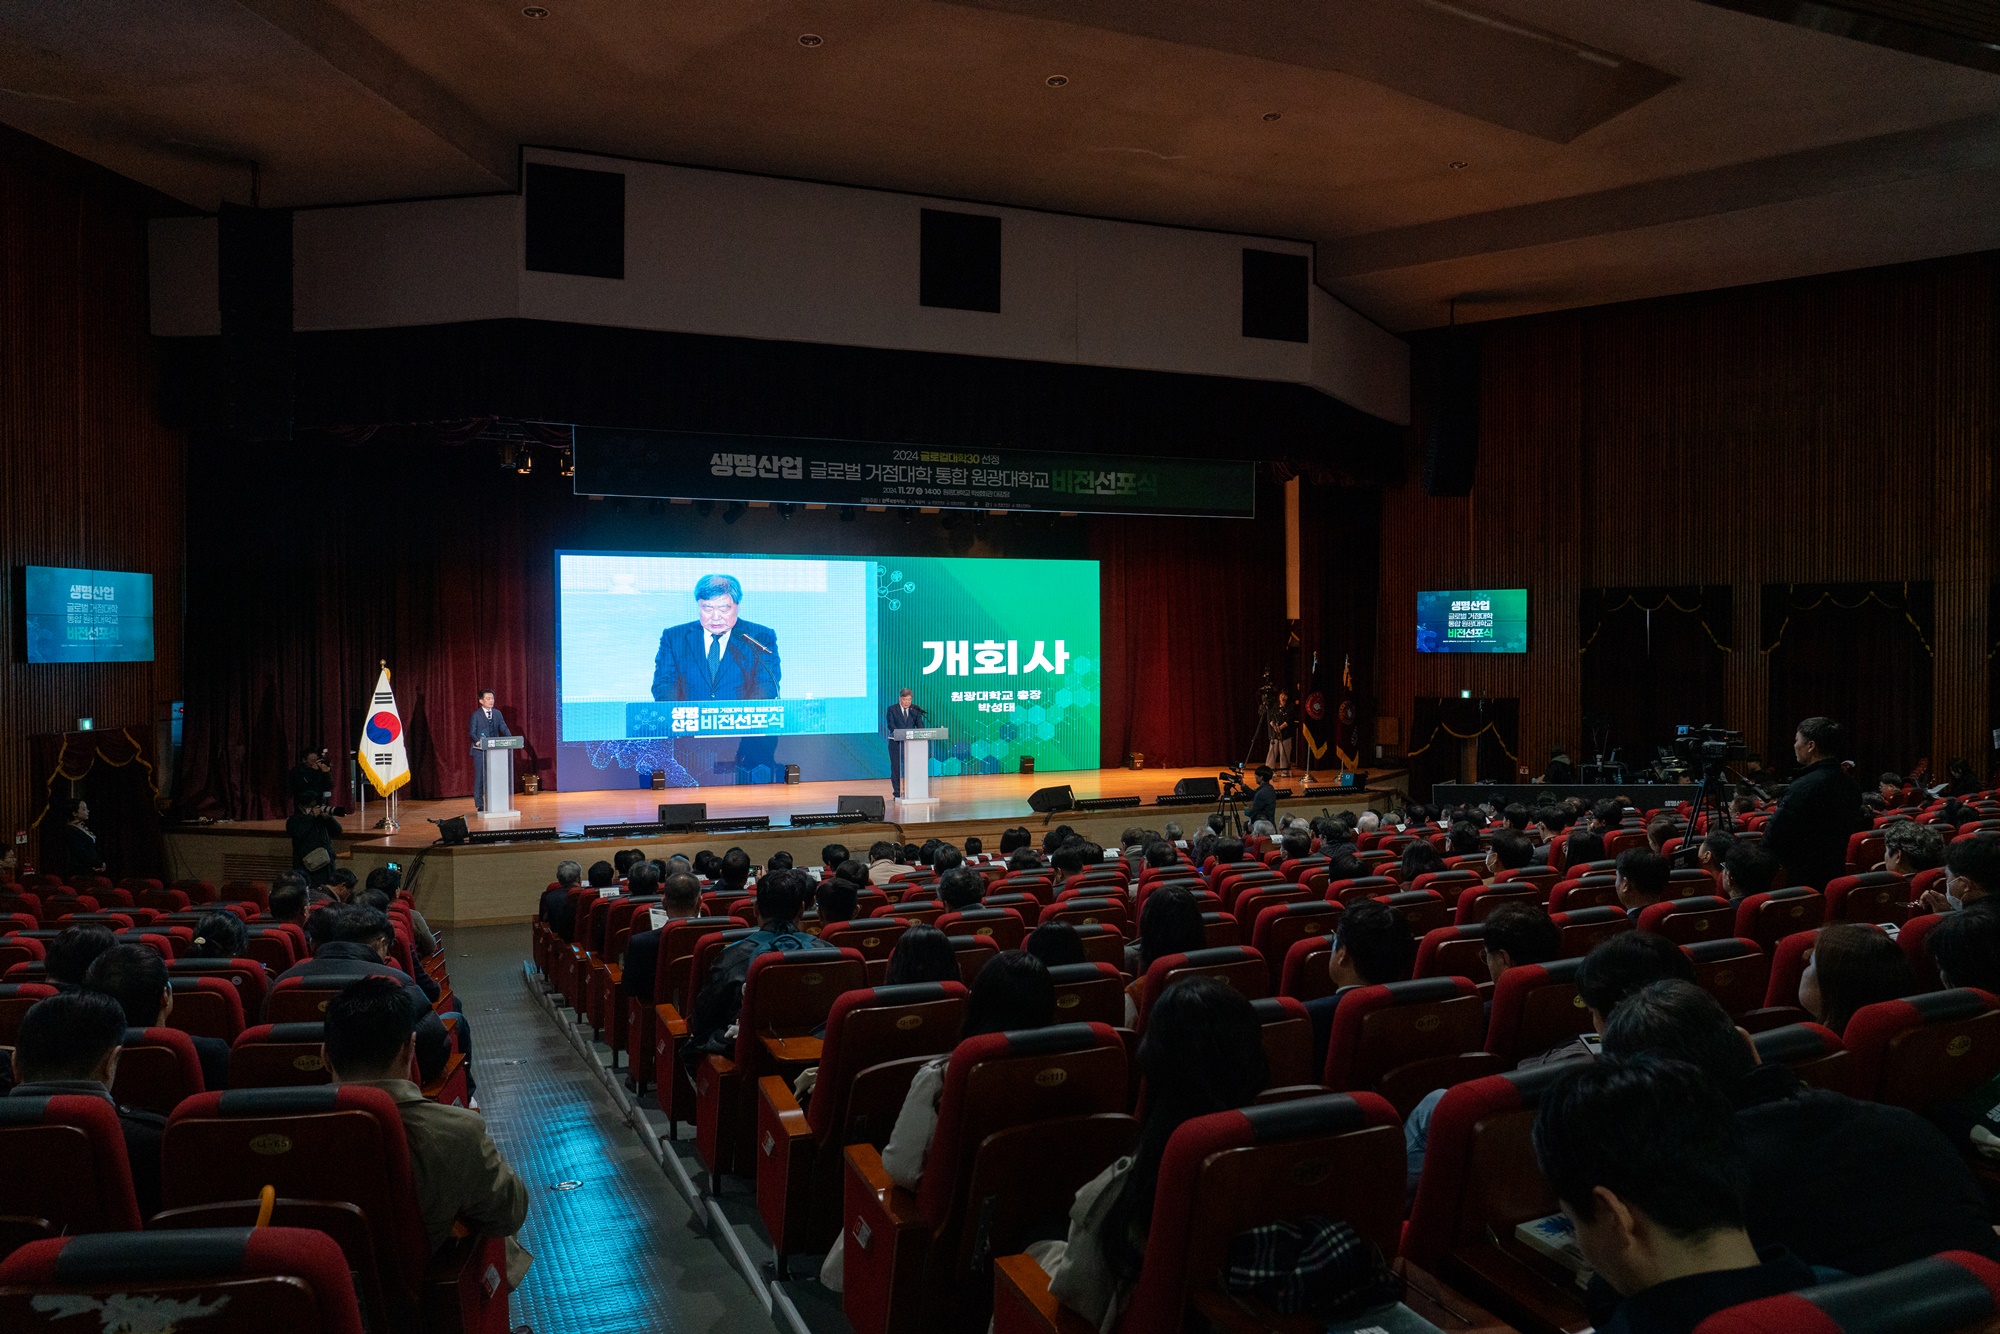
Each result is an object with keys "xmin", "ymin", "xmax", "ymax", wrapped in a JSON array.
[
  {"xmin": 1379, "ymin": 253, "xmax": 1996, "ymax": 783},
  {"xmin": 0, "ymin": 128, "xmax": 184, "ymax": 844}
]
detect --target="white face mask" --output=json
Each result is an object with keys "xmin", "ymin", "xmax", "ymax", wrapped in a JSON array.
[{"xmin": 1948, "ymin": 890, "xmax": 1966, "ymax": 912}]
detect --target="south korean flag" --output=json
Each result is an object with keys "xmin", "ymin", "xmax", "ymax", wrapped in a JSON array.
[{"xmin": 358, "ymin": 665, "xmax": 412, "ymax": 797}]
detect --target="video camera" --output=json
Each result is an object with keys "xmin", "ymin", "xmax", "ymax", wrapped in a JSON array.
[
  {"xmin": 1671, "ymin": 724, "xmax": 1746, "ymax": 766},
  {"xmin": 1218, "ymin": 765, "xmax": 1252, "ymax": 798}
]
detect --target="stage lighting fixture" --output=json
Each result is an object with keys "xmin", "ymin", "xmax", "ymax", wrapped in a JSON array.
[
  {"xmin": 516, "ymin": 450, "xmax": 534, "ymax": 475},
  {"xmin": 696, "ymin": 499, "xmax": 714, "ymax": 516},
  {"xmin": 723, "ymin": 502, "xmax": 748, "ymax": 525},
  {"xmin": 496, "ymin": 444, "xmax": 516, "ymax": 470},
  {"xmin": 559, "ymin": 452, "xmax": 574, "ymax": 478},
  {"xmin": 778, "ymin": 503, "xmax": 795, "ymax": 521}
]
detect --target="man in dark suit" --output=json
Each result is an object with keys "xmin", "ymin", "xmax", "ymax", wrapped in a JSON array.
[
  {"xmin": 650, "ymin": 573, "xmax": 781, "ymax": 702},
  {"xmin": 885, "ymin": 688, "xmax": 924, "ymax": 798},
  {"xmin": 468, "ymin": 690, "xmax": 511, "ymax": 812},
  {"xmin": 1764, "ymin": 715, "xmax": 1866, "ymax": 891}
]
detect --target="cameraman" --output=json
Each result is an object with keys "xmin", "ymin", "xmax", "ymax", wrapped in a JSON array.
[
  {"xmin": 1245, "ymin": 765, "xmax": 1278, "ymax": 829},
  {"xmin": 289, "ymin": 748, "xmax": 334, "ymax": 809},
  {"xmin": 287, "ymin": 796, "xmax": 342, "ymax": 881},
  {"xmin": 1764, "ymin": 716, "xmax": 1866, "ymax": 890}
]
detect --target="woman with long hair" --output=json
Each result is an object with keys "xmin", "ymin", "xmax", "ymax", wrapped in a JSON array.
[
  {"xmin": 1800, "ymin": 922, "xmax": 1918, "ymax": 1036},
  {"xmin": 1125, "ymin": 886, "xmax": 1207, "ymax": 1024}
]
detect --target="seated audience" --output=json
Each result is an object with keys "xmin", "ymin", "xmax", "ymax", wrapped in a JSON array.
[
  {"xmin": 185, "ymin": 910, "xmax": 247, "ymax": 961},
  {"xmin": 1615, "ymin": 849, "xmax": 1671, "ymax": 918},
  {"xmin": 1025, "ymin": 921, "xmax": 1088, "ymax": 968},
  {"xmin": 539, "ymin": 859, "xmax": 582, "ymax": 934},
  {"xmin": 618, "ymin": 872, "xmax": 704, "ymax": 1005},
  {"xmin": 1645, "ymin": 816, "xmax": 1677, "ymax": 854},
  {"xmin": 814, "ymin": 878, "xmax": 858, "ymax": 929},
  {"xmin": 1303, "ymin": 899, "xmax": 1416, "ymax": 1063},
  {"xmin": 821, "ymin": 950, "xmax": 1056, "ymax": 1290},
  {"xmin": 1718, "ymin": 845, "xmax": 1779, "ymax": 900},
  {"xmin": 1924, "ymin": 903, "xmax": 2000, "ymax": 1149},
  {"xmin": 1921, "ymin": 834, "xmax": 2000, "ymax": 915},
  {"xmin": 938, "ymin": 866, "xmax": 984, "ymax": 911},
  {"xmin": 820, "ymin": 843, "xmax": 850, "ymax": 877},
  {"xmin": 1695, "ymin": 833, "xmax": 1733, "ymax": 875},
  {"xmin": 44, "ymin": 925, "xmax": 115, "ymax": 992},
  {"xmin": 323, "ymin": 977, "xmax": 532, "ymax": 1287},
  {"xmin": 276, "ymin": 905, "xmax": 455, "ymax": 1085},
  {"xmin": 685, "ymin": 870, "xmax": 813, "ymax": 1061},
  {"xmin": 884, "ymin": 924, "xmax": 958, "ymax": 985},
  {"xmin": 1566, "ymin": 827, "xmax": 1609, "ymax": 867},
  {"xmin": 1486, "ymin": 831, "xmax": 1534, "ymax": 878},
  {"xmin": 1399, "ymin": 839, "xmax": 1445, "ymax": 882},
  {"xmin": 1533, "ymin": 1055, "xmax": 1821, "ymax": 1334},
  {"xmin": 1032, "ymin": 976, "xmax": 1270, "ymax": 1327},
  {"xmin": 268, "ymin": 876, "xmax": 308, "ymax": 928},
  {"xmin": 85, "ymin": 943, "xmax": 228, "ymax": 1092},
  {"xmin": 1126, "ymin": 886, "xmax": 1207, "ymax": 1023},
  {"xmin": 9, "ymin": 990, "xmax": 167, "ymax": 1216},
  {"xmin": 366, "ymin": 865, "xmax": 435, "ymax": 954},
  {"xmin": 1798, "ymin": 921, "xmax": 1916, "ymax": 1036},
  {"xmin": 1882, "ymin": 819, "xmax": 1944, "ymax": 881},
  {"xmin": 867, "ymin": 841, "xmax": 904, "ymax": 888},
  {"xmin": 1604, "ymin": 979, "xmax": 1997, "ymax": 1273}
]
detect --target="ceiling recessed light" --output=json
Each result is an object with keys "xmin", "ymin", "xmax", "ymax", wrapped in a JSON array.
[
  {"xmin": 1046, "ymin": 74, "xmax": 1068, "ymax": 87},
  {"xmin": 1263, "ymin": 111, "xmax": 1282, "ymax": 121},
  {"xmin": 798, "ymin": 32, "xmax": 823, "ymax": 47},
  {"xmin": 522, "ymin": 5, "xmax": 547, "ymax": 15},
  {"xmin": 1449, "ymin": 160, "xmax": 1469, "ymax": 169}
]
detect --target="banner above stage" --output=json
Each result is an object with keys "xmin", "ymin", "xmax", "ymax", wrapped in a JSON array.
[{"xmin": 571, "ymin": 426, "xmax": 1256, "ymax": 519}]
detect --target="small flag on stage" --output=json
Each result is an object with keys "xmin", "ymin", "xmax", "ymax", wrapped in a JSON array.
[{"xmin": 358, "ymin": 665, "xmax": 411, "ymax": 797}]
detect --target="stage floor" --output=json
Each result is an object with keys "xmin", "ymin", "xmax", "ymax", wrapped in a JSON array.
[{"xmin": 223, "ymin": 765, "xmax": 1387, "ymax": 849}]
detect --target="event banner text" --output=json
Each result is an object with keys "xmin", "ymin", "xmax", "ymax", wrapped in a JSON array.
[{"xmin": 572, "ymin": 427, "xmax": 1255, "ymax": 519}]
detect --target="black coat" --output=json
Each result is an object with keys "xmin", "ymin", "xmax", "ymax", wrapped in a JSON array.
[
  {"xmin": 1246, "ymin": 781, "xmax": 1278, "ymax": 828},
  {"xmin": 1762, "ymin": 758, "xmax": 1865, "ymax": 890},
  {"xmin": 275, "ymin": 943, "xmax": 450, "ymax": 1081}
]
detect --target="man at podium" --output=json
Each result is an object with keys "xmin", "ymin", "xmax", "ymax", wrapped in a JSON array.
[
  {"xmin": 469, "ymin": 689, "xmax": 512, "ymax": 811},
  {"xmin": 885, "ymin": 687, "xmax": 923, "ymax": 799}
]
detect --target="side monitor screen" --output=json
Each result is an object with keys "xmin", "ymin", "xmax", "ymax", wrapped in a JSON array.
[
  {"xmin": 1417, "ymin": 589, "xmax": 1528, "ymax": 654},
  {"xmin": 21, "ymin": 566, "xmax": 155, "ymax": 663}
]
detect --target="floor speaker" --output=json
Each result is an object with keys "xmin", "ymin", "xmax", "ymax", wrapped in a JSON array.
[
  {"xmin": 437, "ymin": 816, "xmax": 468, "ymax": 845},
  {"xmin": 657, "ymin": 802, "xmax": 708, "ymax": 829},
  {"xmin": 1173, "ymin": 776, "xmax": 1221, "ymax": 800},
  {"xmin": 1027, "ymin": 784, "xmax": 1075, "ymax": 813},
  {"xmin": 837, "ymin": 794, "xmax": 886, "ymax": 822}
]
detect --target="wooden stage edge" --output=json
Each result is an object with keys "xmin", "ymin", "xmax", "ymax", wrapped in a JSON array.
[{"xmin": 162, "ymin": 765, "xmax": 1405, "ymax": 926}]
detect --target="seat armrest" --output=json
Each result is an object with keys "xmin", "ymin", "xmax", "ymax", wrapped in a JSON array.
[
  {"xmin": 993, "ymin": 1253, "xmax": 1096, "ymax": 1334},
  {"xmin": 841, "ymin": 1143, "xmax": 928, "ymax": 1334},
  {"xmin": 756, "ymin": 1075, "xmax": 817, "ymax": 1259}
]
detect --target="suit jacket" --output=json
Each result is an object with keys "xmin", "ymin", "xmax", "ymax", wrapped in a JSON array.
[
  {"xmin": 1764, "ymin": 759, "xmax": 1866, "ymax": 890},
  {"xmin": 885, "ymin": 704, "xmax": 925, "ymax": 737},
  {"xmin": 651, "ymin": 620, "xmax": 781, "ymax": 701},
  {"xmin": 11, "ymin": 1080, "xmax": 165, "ymax": 1218},
  {"xmin": 276, "ymin": 943, "xmax": 450, "ymax": 1081},
  {"xmin": 468, "ymin": 706, "xmax": 512, "ymax": 756},
  {"xmin": 1246, "ymin": 782, "xmax": 1279, "ymax": 828}
]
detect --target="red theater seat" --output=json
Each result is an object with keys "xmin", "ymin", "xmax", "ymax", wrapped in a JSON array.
[
  {"xmin": 1485, "ymin": 957, "xmax": 1594, "ymax": 1063},
  {"xmin": 1454, "ymin": 882, "xmax": 1541, "ymax": 926},
  {"xmin": 1250, "ymin": 994, "xmax": 1317, "ymax": 1090},
  {"xmin": 111, "ymin": 1026, "xmax": 204, "ymax": 1115},
  {"xmin": 165, "ymin": 975, "xmax": 246, "ymax": 1042},
  {"xmin": 1550, "ymin": 905, "xmax": 1633, "ymax": 957},
  {"xmin": 1843, "ymin": 988, "xmax": 2000, "ymax": 1110},
  {"xmin": 1734, "ymin": 887, "xmax": 1826, "ymax": 952},
  {"xmin": 1823, "ymin": 872, "xmax": 1910, "ymax": 926},
  {"xmin": 1325, "ymin": 976, "xmax": 1498, "ymax": 1114},
  {"xmin": 1133, "ymin": 946, "xmax": 1268, "ymax": 1030},
  {"xmin": 1249, "ymin": 900, "xmax": 1341, "ymax": 990},
  {"xmin": 1280, "ymin": 934, "xmax": 1337, "ymax": 1003},
  {"xmin": 1690, "ymin": 1249, "xmax": 2000, "ymax": 1334},
  {"xmin": 1750, "ymin": 1022, "xmax": 1858, "ymax": 1097},
  {"xmin": 935, "ymin": 906, "xmax": 1025, "ymax": 951},
  {"xmin": 0, "ymin": 1092, "xmax": 141, "ymax": 1248},
  {"xmin": 229, "ymin": 1023, "xmax": 333, "ymax": 1089},
  {"xmin": 1401, "ymin": 1063, "xmax": 1568, "ymax": 1272},
  {"xmin": 1636, "ymin": 895, "xmax": 1737, "ymax": 944},
  {"xmin": 1681, "ymin": 938, "xmax": 1771, "ymax": 1020}
]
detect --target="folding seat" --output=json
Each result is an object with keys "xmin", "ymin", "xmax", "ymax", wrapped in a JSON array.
[
  {"xmin": 1413, "ymin": 922, "xmax": 1491, "ymax": 986},
  {"xmin": 60, "ymin": 911, "xmax": 134, "ymax": 932},
  {"xmin": 214, "ymin": 880, "xmax": 271, "ymax": 912},
  {"xmin": 1485, "ymin": 958, "xmax": 1593, "ymax": 1065},
  {"xmin": 1912, "ymin": 865, "xmax": 1948, "ymax": 905},
  {"xmin": 165, "ymin": 975, "xmax": 246, "ymax": 1043},
  {"xmin": 1755, "ymin": 928, "xmax": 1819, "ymax": 1027},
  {"xmin": 754, "ymin": 980, "xmax": 967, "ymax": 1272},
  {"xmin": 1205, "ymin": 858, "xmax": 1262, "ymax": 892},
  {"xmin": 1897, "ymin": 911, "xmax": 1946, "ymax": 991},
  {"xmin": 160, "ymin": 1086, "xmax": 514, "ymax": 1334},
  {"xmin": 1133, "ymin": 875, "xmax": 1200, "ymax": 914},
  {"xmin": 1218, "ymin": 868, "xmax": 1284, "ymax": 911},
  {"xmin": 0, "ymin": 1089, "xmax": 140, "ymax": 1251},
  {"xmin": 0, "ymin": 887, "xmax": 42, "ymax": 921},
  {"xmin": 1046, "ymin": 961, "xmax": 1125, "ymax": 1026},
  {"xmin": 876, "ymin": 897, "xmax": 944, "ymax": 926},
  {"xmin": 1325, "ymin": 976, "xmax": 1500, "ymax": 1114},
  {"xmin": 1067, "ymin": 922, "xmax": 1127, "ymax": 971},
  {"xmin": 112, "ymin": 1026, "xmax": 204, "ymax": 1115},
  {"xmin": 1280, "ymin": 935, "xmax": 1336, "ymax": 1002},
  {"xmin": 39, "ymin": 893, "xmax": 99, "ymax": 920},
  {"xmin": 842, "ymin": 1023, "xmax": 1134, "ymax": 1334},
  {"xmin": 1680, "ymin": 937, "xmax": 1771, "ymax": 1020},
  {"xmin": 819, "ymin": 917, "xmax": 910, "ymax": 985},
  {"xmin": 1845, "ymin": 828, "xmax": 1887, "ymax": 874},
  {"xmin": 1750, "ymin": 1022, "xmax": 1857, "ymax": 1096},
  {"xmin": 1197, "ymin": 911, "xmax": 1240, "ymax": 947},
  {"xmin": 0, "ymin": 935, "xmax": 44, "ymax": 974},
  {"xmin": 1823, "ymin": 871, "xmax": 1909, "ymax": 926},
  {"xmin": 1843, "ymin": 988, "xmax": 2000, "ymax": 1110},
  {"xmin": 1550, "ymin": 905, "xmax": 1633, "ymax": 958},
  {"xmin": 0, "ymin": 1227, "xmax": 365, "ymax": 1334},
  {"xmin": 1249, "ymin": 900, "xmax": 1342, "ymax": 990},
  {"xmin": 1034, "ymin": 895, "xmax": 1128, "ymax": 933},
  {"xmin": 1382, "ymin": 888, "xmax": 1451, "ymax": 937},
  {"xmin": 139, "ymin": 882, "xmax": 194, "ymax": 913},
  {"xmin": 1133, "ymin": 946, "xmax": 1269, "ymax": 1030},
  {"xmin": 644, "ymin": 922, "xmax": 754, "ymax": 1122},
  {"xmin": 267, "ymin": 975, "xmax": 346, "ymax": 1025},
  {"xmin": 1229, "ymin": 882, "xmax": 1306, "ymax": 931},
  {"xmin": 1667, "ymin": 867, "xmax": 1718, "ymax": 899},
  {"xmin": 229, "ymin": 1022, "xmax": 334, "ymax": 1088},
  {"xmin": 1454, "ymin": 882, "xmax": 1542, "ymax": 926},
  {"xmin": 1547, "ymin": 876, "xmax": 1610, "ymax": 912},
  {"xmin": 1329, "ymin": 873, "xmax": 1401, "ymax": 904},
  {"xmin": 979, "ymin": 890, "xmax": 1039, "ymax": 916},
  {"xmin": 1494, "ymin": 866, "xmax": 1559, "ymax": 900},
  {"xmin": 1251, "ymin": 994, "xmax": 1317, "ymax": 1090},
  {"xmin": 1636, "ymin": 895, "xmax": 1737, "ymax": 944},
  {"xmin": 0, "ymin": 980, "xmax": 54, "ymax": 1046},
  {"xmin": 1692, "ymin": 1250, "xmax": 2000, "ymax": 1334},
  {"xmin": 169, "ymin": 878, "xmax": 217, "ymax": 905},
  {"xmin": 995, "ymin": 1091, "xmax": 1404, "ymax": 1334},
  {"xmin": 618, "ymin": 913, "xmax": 737, "ymax": 1095},
  {"xmin": 1299, "ymin": 865, "xmax": 1331, "ymax": 896},
  {"xmin": 1733, "ymin": 886, "xmax": 1826, "ymax": 952},
  {"xmin": 694, "ymin": 946, "xmax": 868, "ymax": 1187},
  {"xmin": 935, "ymin": 906, "xmax": 1026, "ymax": 951},
  {"xmin": 1401, "ymin": 1063, "xmax": 1570, "ymax": 1278},
  {"xmin": 240, "ymin": 924, "xmax": 299, "ymax": 973},
  {"xmin": 947, "ymin": 933, "xmax": 1000, "ymax": 985},
  {"xmin": 1377, "ymin": 834, "xmax": 1417, "ymax": 856},
  {"xmin": 1279, "ymin": 853, "xmax": 1328, "ymax": 883},
  {"xmin": 1604, "ymin": 828, "xmax": 1649, "ymax": 857},
  {"xmin": 169, "ymin": 958, "xmax": 270, "ymax": 1025},
  {"xmin": 1412, "ymin": 869, "xmax": 1482, "ymax": 906}
]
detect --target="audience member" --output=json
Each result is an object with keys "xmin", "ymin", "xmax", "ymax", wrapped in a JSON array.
[
  {"xmin": 1645, "ymin": 817, "xmax": 1677, "ymax": 854},
  {"xmin": 685, "ymin": 870, "xmax": 813, "ymax": 1061},
  {"xmin": 85, "ymin": 943, "xmax": 229, "ymax": 1092},
  {"xmin": 938, "ymin": 866, "xmax": 984, "ymax": 911},
  {"xmin": 1399, "ymin": 839, "xmax": 1445, "ymax": 882},
  {"xmin": 1922, "ymin": 834, "xmax": 2000, "ymax": 915},
  {"xmin": 9, "ymin": 990, "xmax": 166, "ymax": 1216},
  {"xmin": 820, "ymin": 950, "xmax": 1056, "ymax": 1290},
  {"xmin": 1615, "ymin": 849, "xmax": 1671, "ymax": 918},
  {"xmin": 815, "ymin": 878, "xmax": 858, "ymax": 928},
  {"xmin": 276, "ymin": 906, "xmax": 455, "ymax": 1084},
  {"xmin": 1798, "ymin": 922, "xmax": 1916, "ymax": 1036},
  {"xmin": 268, "ymin": 876, "xmax": 308, "ymax": 928},
  {"xmin": 323, "ymin": 977, "xmax": 532, "ymax": 1287},
  {"xmin": 1604, "ymin": 979, "xmax": 1997, "ymax": 1274},
  {"xmin": 884, "ymin": 924, "xmax": 958, "ymax": 986},
  {"xmin": 1127, "ymin": 886, "xmax": 1207, "ymax": 1023},
  {"xmin": 1533, "ymin": 1055, "xmax": 1819, "ymax": 1334},
  {"xmin": 1486, "ymin": 831, "xmax": 1534, "ymax": 877},
  {"xmin": 1695, "ymin": 833, "xmax": 1733, "ymax": 874},
  {"xmin": 618, "ymin": 872, "xmax": 704, "ymax": 1005},
  {"xmin": 1303, "ymin": 900, "xmax": 1416, "ymax": 1064},
  {"xmin": 44, "ymin": 925, "xmax": 115, "ymax": 991},
  {"xmin": 1718, "ymin": 845, "xmax": 1779, "ymax": 901},
  {"xmin": 867, "ymin": 841, "xmax": 903, "ymax": 888},
  {"xmin": 1881, "ymin": 820, "xmax": 1944, "ymax": 881},
  {"xmin": 185, "ymin": 910, "xmax": 246, "ymax": 961},
  {"xmin": 1032, "ymin": 976, "xmax": 1270, "ymax": 1326},
  {"xmin": 1025, "ymin": 921, "xmax": 1088, "ymax": 968}
]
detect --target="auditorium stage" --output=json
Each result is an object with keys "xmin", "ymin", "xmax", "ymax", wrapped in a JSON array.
[{"xmin": 161, "ymin": 765, "xmax": 1398, "ymax": 926}]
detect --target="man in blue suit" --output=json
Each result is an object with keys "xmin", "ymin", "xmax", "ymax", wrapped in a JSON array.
[
  {"xmin": 468, "ymin": 689, "xmax": 511, "ymax": 811},
  {"xmin": 651, "ymin": 573, "xmax": 782, "ymax": 702}
]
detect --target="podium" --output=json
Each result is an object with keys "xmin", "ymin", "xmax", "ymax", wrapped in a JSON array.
[
  {"xmin": 476, "ymin": 736, "xmax": 524, "ymax": 817},
  {"xmin": 890, "ymin": 727, "xmax": 949, "ymax": 812}
]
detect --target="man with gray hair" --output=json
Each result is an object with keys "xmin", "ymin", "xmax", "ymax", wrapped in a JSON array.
[
  {"xmin": 651, "ymin": 571, "xmax": 782, "ymax": 701},
  {"xmin": 1356, "ymin": 811, "xmax": 1382, "ymax": 836},
  {"xmin": 539, "ymin": 860, "xmax": 582, "ymax": 932}
]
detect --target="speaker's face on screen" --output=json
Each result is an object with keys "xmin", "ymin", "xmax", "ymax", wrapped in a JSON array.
[{"xmin": 697, "ymin": 593, "xmax": 741, "ymax": 636}]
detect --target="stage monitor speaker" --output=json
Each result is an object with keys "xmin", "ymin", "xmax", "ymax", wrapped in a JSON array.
[
  {"xmin": 1173, "ymin": 776, "xmax": 1221, "ymax": 800},
  {"xmin": 1075, "ymin": 795, "xmax": 1141, "ymax": 812},
  {"xmin": 437, "ymin": 816, "xmax": 469, "ymax": 845},
  {"xmin": 920, "ymin": 208, "xmax": 1002, "ymax": 312},
  {"xmin": 1421, "ymin": 327, "xmax": 1481, "ymax": 497},
  {"xmin": 525, "ymin": 161, "xmax": 626, "ymax": 279},
  {"xmin": 836, "ymin": 794, "xmax": 886, "ymax": 822},
  {"xmin": 657, "ymin": 802, "xmax": 708, "ymax": 829},
  {"xmin": 1241, "ymin": 248, "xmax": 1308, "ymax": 343},
  {"xmin": 1027, "ymin": 784, "xmax": 1075, "ymax": 813}
]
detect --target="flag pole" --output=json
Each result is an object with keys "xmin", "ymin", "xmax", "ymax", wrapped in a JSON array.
[{"xmin": 380, "ymin": 658, "xmax": 400, "ymax": 832}]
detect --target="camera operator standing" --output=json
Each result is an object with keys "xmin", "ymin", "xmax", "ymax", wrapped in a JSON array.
[
  {"xmin": 1764, "ymin": 716, "xmax": 1867, "ymax": 890},
  {"xmin": 1245, "ymin": 764, "xmax": 1278, "ymax": 830}
]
